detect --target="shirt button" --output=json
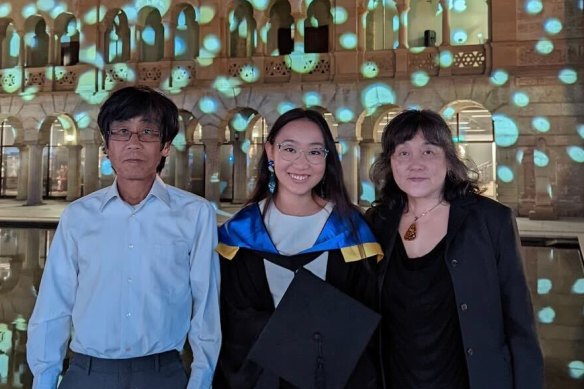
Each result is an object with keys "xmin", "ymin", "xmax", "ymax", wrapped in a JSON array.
[
  {"xmin": 127, "ymin": 278, "xmax": 133, "ymax": 283},
  {"xmin": 467, "ymin": 348, "xmax": 474, "ymax": 356},
  {"xmin": 460, "ymin": 303, "xmax": 468, "ymax": 311},
  {"xmin": 451, "ymin": 259, "xmax": 459, "ymax": 267},
  {"xmin": 128, "ymin": 244, "xmax": 134, "ymax": 249},
  {"xmin": 126, "ymin": 312, "xmax": 131, "ymax": 318}
]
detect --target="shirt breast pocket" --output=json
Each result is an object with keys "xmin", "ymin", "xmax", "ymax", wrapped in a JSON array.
[{"xmin": 150, "ymin": 241, "xmax": 191, "ymax": 300}]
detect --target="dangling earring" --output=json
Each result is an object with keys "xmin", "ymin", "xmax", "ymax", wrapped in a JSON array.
[
  {"xmin": 319, "ymin": 176, "xmax": 326, "ymax": 198},
  {"xmin": 268, "ymin": 160, "xmax": 276, "ymax": 194}
]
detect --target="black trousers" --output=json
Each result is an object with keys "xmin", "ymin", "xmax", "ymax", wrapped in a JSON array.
[{"xmin": 58, "ymin": 350, "xmax": 188, "ymax": 389}]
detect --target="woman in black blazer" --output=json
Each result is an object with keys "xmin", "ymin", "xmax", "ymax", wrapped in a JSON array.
[{"xmin": 366, "ymin": 109, "xmax": 543, "ymax": 389}]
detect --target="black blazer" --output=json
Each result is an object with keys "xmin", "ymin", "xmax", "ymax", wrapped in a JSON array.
[{"xmin": 367, "ymin": 194, "xmax": 544, "ymax": 389}]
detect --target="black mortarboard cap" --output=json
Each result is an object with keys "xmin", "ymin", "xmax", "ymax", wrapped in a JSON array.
[{"xmin": 247, "ymin": 268, "xmax": 380, "ymax": 389}]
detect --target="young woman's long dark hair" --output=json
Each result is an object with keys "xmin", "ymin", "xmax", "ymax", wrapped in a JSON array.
[
  {"xmin": 248, "ymin": 108, "xmax": 358, "ymax": 218},
  {"xmin": 370, "ymin": 109, "xmax": 481, "ymax": 210}
]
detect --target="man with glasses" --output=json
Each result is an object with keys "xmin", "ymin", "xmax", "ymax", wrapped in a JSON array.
[{"xmin": 27, "ymin": 86, "xmax": 221, "ymax": 389}]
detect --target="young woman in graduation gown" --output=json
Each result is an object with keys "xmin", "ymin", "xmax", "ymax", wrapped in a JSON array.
[
  {"xmin": 366, "ymin": 109, "xmax": 544, "ymax": 389},
  {"xmin": 213, "ymin": 108, "xmax": 383, "ymax": 389}
]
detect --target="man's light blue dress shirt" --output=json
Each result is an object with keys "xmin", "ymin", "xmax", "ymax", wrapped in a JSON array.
[{"xmin": 27, "ymin": 177, "xmax": 221, "ymax": 389}]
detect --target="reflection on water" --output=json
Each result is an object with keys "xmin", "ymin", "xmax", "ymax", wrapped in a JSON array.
[
  {"xmin": 0, "ymin": 228, "xmax": 51, "ymax": 388},
  {"xmin": 0, "ymin": 227, "xmax": 582, "ymax": 388}
]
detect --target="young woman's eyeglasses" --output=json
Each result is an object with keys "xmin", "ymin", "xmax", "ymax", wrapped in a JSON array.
[
  {"xmin": 109, "ymin": 128, "xmax": 161, "ymax": 142},
  {"xmin": 277, "ymin": 143, "xmax": 328, "ymax": 164}
]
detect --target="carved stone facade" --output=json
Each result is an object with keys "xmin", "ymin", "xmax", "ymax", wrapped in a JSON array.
[{"xmin": 0, "ymin": 0, "xmax": 581, "ymax": 217}]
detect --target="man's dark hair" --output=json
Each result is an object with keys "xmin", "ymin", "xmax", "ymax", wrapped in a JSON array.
[{"xmin": 97, "ymin": 85, "xmax": 179, "ymax": 173}]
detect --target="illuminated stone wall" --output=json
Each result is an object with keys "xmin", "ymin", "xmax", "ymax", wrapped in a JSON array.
[{"xmin": 0, "ymin": 0, "xmax": 582, "ymax": 217}]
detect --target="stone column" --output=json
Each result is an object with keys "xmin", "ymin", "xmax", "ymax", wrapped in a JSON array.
[
  {"xmin": 201, "ymin": 138, "xmax": 221, "ymax": 207},
  {"xmin": 18, "ymin": 30, "xmax": 25, "ymax": 67},
  {"xmin": 66, "ymin": 145, "xmax": 82, "ymax": 201},
  {"xmin": 131, "ymin": 25, "xmax": 140, "ymax": 61},
  {"xmin": 164, "ymin": 22, "xmax": 174, "ymax": 60},
  {"xmin": 25, "ymin": 144, "xmax": 44, "ymax": 206},
  {"xmin": 292, "ymin": 12, "xmax": 304, "ymax": 50},
  {"xmin": 82, "ymin": 142, "xmax": 100, "ymax": 195},
  {"xmin": 439, "ymin": 0, "xmax": 451, "ymax": 46},
  {"xmin": 396, "ymin": 0, "xmax": 410, "ymax": 49},
  {"xmin": 16, "ymin": 145, "xmax": 29, "ymax": 200},
  {"xmin": 24, "ymin": 229, "xmax": 41, "ymax": 271},
  {"xmin": 232, "ymin": 138, "xmax": 247, "ymax": 204},
  {"xmin": 518, "ymin": 147, "xmax": 535, "ymax": 216},
  {"xmin": 165, "ymin": 148, "xmax": 176, "ymax": 186},
  {"xmin": 174, "ymin": 148, "xmax": 188, "ymax": 190},
  {"xmin": 358, "ymin": 140, "xmax": 381, "ymax": 206},
  {"xmin": 529, "ymin": 140, "xmax": 557, "ymax": 220},
  {"xmin": 338, "ymin": 137, "xmax": 360, "ymax": 204}
]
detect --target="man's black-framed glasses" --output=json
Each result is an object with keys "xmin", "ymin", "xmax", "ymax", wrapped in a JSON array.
[
  {"xmin": 109, "ymin": 128, "xmax": 162, "ymax": 142},
  {"xmin": 277, "ymin": 143, "xmax": 329, "ymax": 164}
]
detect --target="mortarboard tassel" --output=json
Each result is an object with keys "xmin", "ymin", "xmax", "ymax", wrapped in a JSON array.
[{"xmin": 314, "ymin": 332, "xmax": 325, "ymax": 389}]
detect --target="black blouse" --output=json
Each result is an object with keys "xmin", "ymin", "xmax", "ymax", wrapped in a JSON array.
[{"xmin": 381, "ymin": 237, "xmax": 470, "ymax": 389}]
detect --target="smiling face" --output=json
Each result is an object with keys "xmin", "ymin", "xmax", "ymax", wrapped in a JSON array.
[
  {"xmin": 390, "ymin": 131, "xmax": 448, "ymax": 201},
  {"xmin": 104, "ymin": 116, "xmax": 170, "ymax": 184},
  {"xmin": 265, "ymin": 118, "xmax": 327, "ymax": 203}
]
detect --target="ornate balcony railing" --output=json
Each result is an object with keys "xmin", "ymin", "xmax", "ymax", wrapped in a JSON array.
[{"xmin": 0, "ymin": 44, "xmax": 496, "ymax": 95}]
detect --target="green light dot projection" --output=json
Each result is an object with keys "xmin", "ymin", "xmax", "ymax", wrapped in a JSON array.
[
  {"xmin": 532, "ymin": 117, "xmax": 550, "ymax": 133},
  {"xmin": 278, "ymin": 102, "xmax": 296, "ymax": 115},
  {"xmin": 199, "ymin": 96, "xmax": 218, "ymax": 114},
  {"xmin": 525, "ymin": 0, "xmax": 543, "ymax": 15},
  {"xmin": 303, "ymin": 91, "xmax": 321, "ymax": 107},
  {"xmin": 512, "ymin": 91, "xmax": 530, "ymax": 107},
  {"xmin": 411, "ymin": 71, "xmax": 430, "ymax": 87},
  {"xmin": 558, "ymin": 68, "xmax": 578, "ymax": 84},
  {"xmin": 335, "ymin": 107, "xmax": 354, "ymax": 123},
  {"xmin": 535, "ymin": 38, "xmax": 554, "ymax": 55},
  {"xmin": 0, "ymin": 4, "xmax": 12, "ymax": 17},
  {"xmin": 533, "ymin": 149, "xmax": 550, "ymax": 167},
  {"xmin": 490, "ymin": 69, "xmax": 509, "ymax": 86},
  {"xmin": 361, "ymin": 61, "xmax": 379, "ymax": 78},
  {"xmin": 493, "ymin": 115, "xmax": 519, "ymax": 147},
  {"xmin": 566, "ymin": 146, "xmax": 584, "ymax": 163}
]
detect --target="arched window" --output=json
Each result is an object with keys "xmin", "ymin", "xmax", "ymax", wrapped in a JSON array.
[
  {"xmin": 267, "ymin": 0, "xmax": 294, "ymax": 56},
  {"xmin": 0, "ymin": 119, "xmax": 19, "ymax": 197},
  {"xmin": 229, "ymin": 0, "xmax": 257, "ymax": 57},
  {"xmin": 442, "ymin": 102, "xmax": 495, "ymax": 198},
  {"xmin": 450, "ymin": 0, "xmax": 489, "ymax": 45},
  {"xmin": 365, "ymin": 0, "xmax": 398, "ymax": 50},
  {"xmin": 139, "ymin": 8, "xmax": 164, "ymax": 62},
  {"xmin": 55, "ymin": 14, "xmax": 80, "ymax": 66},
  {"xmin": 175, "ymin": 5, "xmax": 199, "ymax": 60},
  {"xmin": 0, "ymin": 20, "xmax": 20, "ymax": 69},
  {"xmin": 408, "ymin": 0, "xmax": 441, "ymax": 47},
  {"xmin": 105, "ymin": 10, "xmax": 130, "ymax": 63},
  {"xmin": 304, "ymin": 0, "xmax": 331, "ymax": 53},
  {"xmin": 25, "ymin": 16, "xmax": 49, "ymax": 67},
  {"xmin": 41, "ymin": 119, "xmax": 70, "ymax": 198}
]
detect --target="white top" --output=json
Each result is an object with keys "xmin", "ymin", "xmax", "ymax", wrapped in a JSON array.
[{"xmin": 260, "ymin": 199, "xmax": 334, "ymax": 307}]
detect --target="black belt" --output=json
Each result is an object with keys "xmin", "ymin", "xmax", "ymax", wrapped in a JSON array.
[{"xmin": 70, "ymin": 350, "xmax": 181, "ymax": 373}]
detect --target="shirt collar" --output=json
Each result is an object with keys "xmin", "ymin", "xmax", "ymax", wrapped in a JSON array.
[{"xmin": 99, "ymin": 175, "xmax": 171, "ymax": 212}]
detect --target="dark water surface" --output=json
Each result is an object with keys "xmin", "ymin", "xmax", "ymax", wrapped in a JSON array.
[{"xmin": 0, "ymin": 228, "xmax": 582, "ymax": 388}]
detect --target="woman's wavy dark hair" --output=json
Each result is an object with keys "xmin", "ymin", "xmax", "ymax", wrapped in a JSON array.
[
  {"xmin": 248, "ymin": 108, "xmax": 358, "ymax": 217},
  {"xmin": 370, "ymin": 109, "xmax": 481, "ymax": 210}
]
